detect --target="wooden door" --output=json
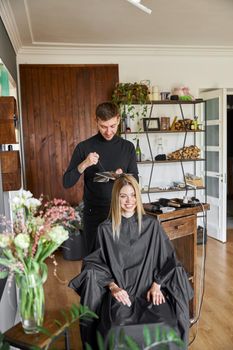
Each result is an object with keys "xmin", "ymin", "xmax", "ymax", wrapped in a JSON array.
[{"xmin": 19, "ymin": 64, "xmax": 119, "ymax": 204}]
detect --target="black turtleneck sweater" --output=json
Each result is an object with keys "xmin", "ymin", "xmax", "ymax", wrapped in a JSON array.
[{"xmin": 63, "ymin": 133, "xmax": 139, "ymax": 207}]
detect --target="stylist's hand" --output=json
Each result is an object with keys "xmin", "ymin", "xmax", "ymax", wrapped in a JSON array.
[
  {"xmin": 78, "ymin": 152, "xmax": 100, "ymax": 173},
  {"xmin": 85, "ymin": 152, "xmax": 99, "ymax": 167},
  {"xmin": 109, "ymin": 283, "xmax": 131, "ymax": 307},
  {"xmin": 115, "ymin": 168, "xmax": 123, "ymax": 175},
  {"xmin": 147, "ymin": 282, "xmax": 165, "ymax": 305}
]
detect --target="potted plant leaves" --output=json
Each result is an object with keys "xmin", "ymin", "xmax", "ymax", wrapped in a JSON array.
[
  {"xmin": 37, "ymin": 197, "xmax": 85, "ymax": 261},
  {"xmin": 112, "ymin": 82, "xmax": 149, "ymax": 134},
  {"xmin": 112, "ymin": 82, "xmax": 149, "ymax": 105},
  {"xmin": 62, "ymin": 202, "xmax": 85, "ymax": 260}
]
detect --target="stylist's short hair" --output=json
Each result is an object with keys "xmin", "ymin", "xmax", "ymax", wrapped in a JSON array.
[{"xmin": 96, "ymin": 102, "xmax": 119, "ymax": 121}]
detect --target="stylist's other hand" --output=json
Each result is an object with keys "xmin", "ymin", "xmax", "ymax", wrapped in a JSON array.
[
  {"xmin": 85, "ymin": 152, "xmax": 99, "ymax": 167},
  {"xmin": 115, "ymin": 168, "xmax": 123, "ymax": 175},
  {"xmin": 146, "ymin": 282, "xmax": 165, "ymax": 305},
  {"xmin": 109, "ymin": 283, "xmax": 131, "ymax": 307}
]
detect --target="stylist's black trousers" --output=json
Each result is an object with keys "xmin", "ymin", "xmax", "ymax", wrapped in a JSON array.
[{"xmin": 83, "ymin": 204, "xmax": 110, "ymax": 256}]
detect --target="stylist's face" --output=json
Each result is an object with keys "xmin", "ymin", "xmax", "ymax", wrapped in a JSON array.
[
  {"xmin": 96, "ymin": 116, "xmax": 120, "ymax": 141},
  {"xmin": 119, "ymin": 185, "xmax": 137, "ymax": 215}
]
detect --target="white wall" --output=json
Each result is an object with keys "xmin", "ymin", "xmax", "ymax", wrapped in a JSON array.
[{"xmin": 17, "ymin": 47, "xmax": 233, "ymax": 95}]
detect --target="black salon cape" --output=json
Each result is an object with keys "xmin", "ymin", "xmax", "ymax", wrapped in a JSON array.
[{"xmin": 69, "ymin": 215, "xmax": 193, "ymax": 349}]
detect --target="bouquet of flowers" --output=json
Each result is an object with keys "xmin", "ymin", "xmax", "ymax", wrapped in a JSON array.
[
  {"xmin": 39, "ymin": 197, "xmax": 83, "ymax": 236},
  {"xmin": 0, "ymin": 190, "xmax": 75, "ymax": 333}
]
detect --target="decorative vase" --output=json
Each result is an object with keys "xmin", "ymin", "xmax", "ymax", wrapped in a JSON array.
[
  {"xmin": 62, "ymin": 230, "xmax": 85, "ymax": 260},
  {"xmin": 17, "ymin": 267, "xmax": 47, "ymax": 334}
]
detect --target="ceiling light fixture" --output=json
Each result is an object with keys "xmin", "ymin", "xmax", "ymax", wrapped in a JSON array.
[{"xmin": 126, "ymin": 0, "xmax": 152, "ymax": 14}]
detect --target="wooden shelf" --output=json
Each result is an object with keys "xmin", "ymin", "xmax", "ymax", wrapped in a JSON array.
[
  {"xmin": 150, "ymin": 99, "xmax": 204, "ymax": 105},
  {"xmin": 121, "ymin": 129, "xmax": 204, "ymax": 135},
  {"xmin": 129, "ymin": 99, "xmax": 204, "ymax": 105},
  {"xmin": 141, "ymin": 186, "xmax": 205, "ymax": 194},
  {"xmin": 138, "ymin": 158, "xmax": 205, "ymax": 164}
]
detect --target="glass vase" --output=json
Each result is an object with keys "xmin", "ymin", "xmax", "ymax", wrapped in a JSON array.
[{"xmin": 17, "ymin": 270, "xmax": 47, "ymax": 334}]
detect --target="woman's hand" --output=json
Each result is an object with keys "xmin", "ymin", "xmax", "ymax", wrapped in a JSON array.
[
  {"xmin": 108, "ymin": 282, "xmax": 131, "ymax": 307},
  {"xmin": 146, "ymin": 282, "xmax": 165, "ymax": 305}
]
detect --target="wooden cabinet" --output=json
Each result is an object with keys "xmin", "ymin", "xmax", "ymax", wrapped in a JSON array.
[
  {"xmin": 0, "ymin": 151, "xmax": 21, "ymax": 191},
  {"xmin": 0, "ymin": 96, "xmax": 21, "ymax": 191},
  {"xmin": 0, "ymin": 96, "xmax": 17, "ymax": 144},
  {"xmin": 161, "ymin": 214, "xmax": 197, "ymax": 317}
]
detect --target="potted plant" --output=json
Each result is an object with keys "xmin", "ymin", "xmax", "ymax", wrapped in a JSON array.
[
  {"xmin": 38, "ymin": 198, "xmax": 85, "ymax": 261},
  {"xmin": 112, "ymin": 82, "xmax": 150, "ymax": 134},
  {"xmin": 0, "ymin": 190, "xmax": 70, "ymax": 334},
  {"xmin": 61, "ymin": 202, "xmax": 85, "ymax": 261},
  {"xmin": 112, "ymin": 82, "xmax": 149, "ymax": 105}
]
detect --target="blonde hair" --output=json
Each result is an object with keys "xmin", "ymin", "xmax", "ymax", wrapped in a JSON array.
[{"xmin": 109, "ymin": 174, "xmax": 145, "ymax": 239}]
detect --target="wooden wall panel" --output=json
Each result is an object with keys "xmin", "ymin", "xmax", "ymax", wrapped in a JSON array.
[{"xmin": 19, "ymin": 64, "xmax": 119, "ymax": 204}]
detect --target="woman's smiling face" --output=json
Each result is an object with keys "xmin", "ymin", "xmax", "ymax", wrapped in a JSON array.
[{"xmin": 119, "ymin": 184, "xmax": 136, "ymax": 216}]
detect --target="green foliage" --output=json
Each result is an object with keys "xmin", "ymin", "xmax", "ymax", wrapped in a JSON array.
[
  {"xmin": 36, "ymin": 304, "xmax": 98, "ymax": 350},
  {"xmin": 143, "ymin": 325, "xmax": 152, "ymax": 347},
  {"xmin": 89, "ymin": 324, "xmax": 184, "ymax": 350},
  {"xmin": 112, "ymin": 82, "xmax": 150, "ymax": 137},
  {"xmin": 0, "ymin": 269, "xmax": 8, "ymax": 279},
  {"xmin": 0, "ymin": 332, "xmax": 9, "ymax": 350},
  {"xmin": 0, "ymin": 306, "xmax": 184, "ymax": 350},
  {"xmin": 112, "ymin": 83, "xmax": 149, "ymax": 106},
  {"xmin": 97, "ymin": 331, "xmax": 105, "ymax": 350}
]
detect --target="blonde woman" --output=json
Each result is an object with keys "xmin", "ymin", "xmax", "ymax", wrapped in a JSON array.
[{"xmin": 69, "ymin": 175, "xmax": 193, "ymax": 349}]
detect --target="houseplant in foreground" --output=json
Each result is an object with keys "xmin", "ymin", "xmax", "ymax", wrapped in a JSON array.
[
  {"xmin": 0, "ymin": 190, "xmax": 75, "ymax": 334},
  {"xmin": 61, "ymin": 201, "xmax": 85, "ymax": 260}
]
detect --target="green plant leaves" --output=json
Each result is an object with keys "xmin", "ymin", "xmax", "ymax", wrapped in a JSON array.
[
  {"xmin": 0, "ymin": 269, "xmax": 8, "ymax": 279},
  {"xmin": 143, "ymin": 325, "xmax": 152, "ymax": 346}
]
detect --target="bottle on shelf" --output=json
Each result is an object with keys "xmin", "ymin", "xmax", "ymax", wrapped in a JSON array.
[
  {"xmin": 125, "ymin": 114, "xmax": 131, "ymax": 133},
  {"xmin": 191, "ymin": 116, "xmax": 198, "ymax": 130},
  {"xmin": 156, "ymin": 137, "xmax": 164, "ymax": 155},
  {"xmin": 194, "ymin": 116, "xmax": 198, "ymax": 130},
  {"xmin": 135, "ymin": 139, "xmax": 142, "ymax": 162}
]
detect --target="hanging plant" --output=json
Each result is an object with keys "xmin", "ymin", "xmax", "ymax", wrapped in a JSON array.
[
  {"xmin": 112, "ymin": 82, "xmax": 150, "ymax": 136},
  {"xmin": 112, "ymin": 82, "xmax": 149, "ymax": 106}
]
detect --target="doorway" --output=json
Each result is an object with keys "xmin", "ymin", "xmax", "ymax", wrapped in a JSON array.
[{"xmin": 227, "ymin": 94, "xmax": 233, "ymax": 240}]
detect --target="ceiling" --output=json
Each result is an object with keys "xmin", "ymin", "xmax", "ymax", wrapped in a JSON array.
[{"xmin": 1, "ymin": 0, "xmax": 233, "ymax": 53}]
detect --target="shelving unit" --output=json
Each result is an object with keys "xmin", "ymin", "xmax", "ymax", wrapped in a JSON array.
[{"xmin": 121, "ymin": 99, "xmax": 206, "ymax": 202}]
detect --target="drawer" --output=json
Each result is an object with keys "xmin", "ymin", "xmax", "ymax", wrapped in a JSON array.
[{"xmin": 161, "ymin": 214, "xmax": 196, "ymax": 240}]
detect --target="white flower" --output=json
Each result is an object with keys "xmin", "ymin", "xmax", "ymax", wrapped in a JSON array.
[
  {"xmin": 11, "ymin": 196, "xmax": 22, "ymax": 210},
  {"xmin": 14, "ymin": 233, "xmax": 30, "ymax": 249},
  {"xmin": 11, "ymin": 190, "xmax": 41, "ymax": 212},
  {"xmin": 48, "ymin": 226, "xmax": 69, "ymax": 245},
  {"xmin": 21, "ymin": 190, "xmax": 33, "ymax": 199},
  {"xmin": 0, "ymin": 235, "xmax": 11, "ymax": 248},
  {"xmin": 25, "ymin": 197, "xmax": 41, "ymax": 210}
]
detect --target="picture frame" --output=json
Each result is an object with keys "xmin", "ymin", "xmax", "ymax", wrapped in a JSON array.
[{"xmin": 143, "ymin": 118, "xmax": 160, "ymax": 131}]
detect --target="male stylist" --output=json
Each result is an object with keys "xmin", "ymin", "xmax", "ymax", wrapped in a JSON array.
[{"xmin": 63, "ymin": 102, "xmax": 139, "ymax": 255}]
